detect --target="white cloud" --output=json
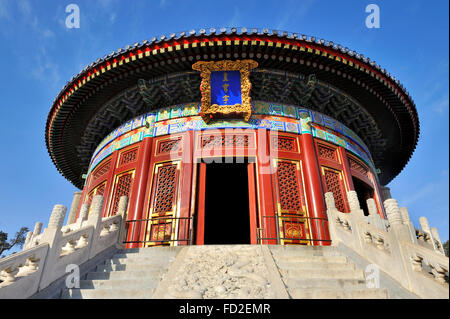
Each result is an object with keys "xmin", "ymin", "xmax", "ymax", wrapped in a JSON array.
[
  {"xmin": 42, "ymin": 29, "xmax": 55, "ymax": 38},
  {"xmin": 0, "ymin": 0, "xmax": 10, "ymax": 20},
  {"xmin": 227, "ymin": 6, "xmax": 241, "ymax": 28},
  {"xmin": 18, "ymin": 0, "xmax": 31, "ymax": 16},
  {"xmin": 29, "ymin": 46, "xmax": 61, "ymax": 86},
  {"xmin": 400, "ymin": 184, "xmax": 433, "ymax": 206},
  {"xmin": 109, "ymin": 13, "xmax": 116, "ymax": 24},
  {"xmin": 432, "ymin": 93, "xmax": 449, "ymax": 114},
  {"xmin": 276, "ymin": 0, "xmax": 316, "ymax": 30}
]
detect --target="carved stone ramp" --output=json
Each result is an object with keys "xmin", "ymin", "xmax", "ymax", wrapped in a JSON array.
[
  {"xmin": 61, "ymin": 247, "xmax": 181, "ymax": 299},
  {"xmin": 151, "ymin": 245, "xmax": 289, "ymax": 299},
  {"xmin": 268, "ymin": 245, "xmax": 388, "ymax": 299}
]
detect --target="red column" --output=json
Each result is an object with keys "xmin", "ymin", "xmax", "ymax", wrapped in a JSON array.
[
  {"xmin": 248, "ymin": 163, "xmax": 258, "ymax": 245},
  {"xmin": 256, "ymin": 129, "xmax": 277, "ymax": 244},
  {"xmin": 300, "ymin": 133, "xmax": 330, "ymax": 245},
  {"xmin": 129, "ymin": 137, "xmax": 152, "ymax": 248},
  {"xmin": 178, "ymin": 131, "xmax": 194, "ymax": 245},
  {"xmin": 196, "ymin": 163, "xmax": 207, "ymax": 245}
]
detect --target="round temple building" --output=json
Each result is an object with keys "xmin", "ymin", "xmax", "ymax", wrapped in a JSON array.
[{"xmin": 45, "ymin": 28, "xmax": 419, "ymax": 247}]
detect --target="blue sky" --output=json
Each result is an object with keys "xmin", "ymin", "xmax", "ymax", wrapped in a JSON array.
[{"xmin": 0, "ymin": 0, "xmax": 448, "ymax": 251}]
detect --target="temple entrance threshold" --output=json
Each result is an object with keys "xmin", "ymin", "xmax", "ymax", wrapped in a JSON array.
[{"xmin": 198, "ymin": 161, "xmax": 254, "ymax": 245}]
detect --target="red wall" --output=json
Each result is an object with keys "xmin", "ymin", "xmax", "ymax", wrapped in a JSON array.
[{"xmin": 77, "ymin": 129, "xmax": 384, "ymax": 247}]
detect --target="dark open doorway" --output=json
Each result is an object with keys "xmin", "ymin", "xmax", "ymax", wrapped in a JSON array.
[
  {"xmin": 203, "ymin": 162, "xmax": 251, "ymax": 244},
  {"xmin": 352, "ymin": 177, "xmax": 374, "ymax": 216}
]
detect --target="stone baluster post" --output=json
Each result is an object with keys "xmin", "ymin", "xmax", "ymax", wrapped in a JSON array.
[
  {"xmin": 23, "ymin": 231, "xmax": 33, "ymax": 250},
  {"xmin": 116, "ymin": 196, "xmax": 130, "ymax": 249},
  {"xmin": 366, "ymin": 198, "xmax": 385, "ymax": 231},
  {"xmin": 399, "ymin": 207, "xmax": 417, "ymax": 244},
  {"xmin": 347, "ymin": 191, "xmax": 365, "ymax": 218},
  {"xmin": 323, "ymin": 192, "xmax": 340, "ymax": 245},
  {"xmin": 74, "ymin": 203, "xmax": 90, "ymax": 229},
  {"xmin": 324, "ymin": 192, "xmax": 337, "ymax": 212},
  {"xmin": 33, "ymin": 222, "xmax": 43, "ymax": 237},
  {"xmin": 431, "ymin": 228, "xmax": 445, "ymax": 255},
  {"xmin": 384, "ymin": 198, "xmax": 411, "ymax": 241},
  {"xmin": 87, "ymin": 195, "xmax": 104, "ymax": 258},
  {"xmin": 25, "ymin": 222, "xmax": 44, "ymax": 249},
  {"xmin": 24, "ymin": 221, "xmax": 43, "ymax": 250},
  {"xmin": 38, "ymin": 204, "xmax": 67, "ymax": 290},
  {"xmin": 66, "ymin": 191, "xmax": 83, "ymax": 225},
  {"xmin": 419, "ymin": 217, "xmax": 438, "ymax": 252},
  {"xmin": 419, "ymin": 216, "xmax": 440, "ymax": 251}
]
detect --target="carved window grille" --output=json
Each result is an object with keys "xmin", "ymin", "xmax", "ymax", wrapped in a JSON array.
[
  {"xmin": 92, "ymin": 160, "xmax": 111, "ymax": 181},
  {"xmin": 272, "ymin": 136, "xmax": 296, "ymax": 152},
  {"xmin": 348, "ymin": 157, "xmax": 369, "ymax": 176},
  {"xmin": 111, "ymin": 172, "xmax": 134, "ymax": 215},
  {"xmin": 201, "ymin": 135, "xmax": 250, "ymax": 149},
  {"xmin": 152, "ymin": 164, "xmax": 178, "ymax": 215},
  {"xmin": 323, "ymin": 169, "xmax": 346, "ymax": 212},
  {"xmin": 157, "ymin": 138, "xmax": 182, "ymax": 155},
  {"xmin": 119, "ymin": 148, "xmax": 138, "ymax": 166},
  {"xmin": 318, "ymin": 144, "xmax": 337, "ymax": 161},
  {"xmin": 276, "ymin": 161, "xmax": 302, "ymax": 212},
  {"xmin": 86, "ymin": 182, "xmax": 106, "ymax": 206}
]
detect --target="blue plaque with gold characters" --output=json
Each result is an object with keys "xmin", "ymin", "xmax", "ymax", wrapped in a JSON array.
[
  {"xmin": 210, "ymin": 71, "xmax": 242, "ymax": 106},
  {"xmin": 192, "ymin": 60, "xmax": 258, "ymax": 123}
]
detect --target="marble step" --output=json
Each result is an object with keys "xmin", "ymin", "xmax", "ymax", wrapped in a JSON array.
[
  {"xmin": 279, "ymin": 268, "xmax": 365, "ymax": 280},
  {"xmin": 85, "ymin": 269, "xmax": 164, "ymax": 280},
  {"xmin": 275, "ymin": 260, "xmax": 356, "ymax": 271},
  {"xmin": 114, "ymin": 247, "xmax": 181, "ymax": 258},
  {"xmin": 79, "ymin": 278, "xmax": 159, "ymax": 289},
  {"xmin": 62, "ymin": 288, "xmax": 155, "ymax": 299},
  {"xmin": 272, "ymin": 255, "xmax": 349, "ymax": 264},
  {"xmin": 270, "ymin": 247, "xmax": 341, "ymax": 258},
  {"xmin": 106, "ymin": 256, "xmax": 176, "ymax": 264},
  {"xmin": 288, "ymin": 287, "xmax": 388, "ymax": 299},
  {"xmin": 283, "ymin": 277, "xmax": 367, "ymax": 289},
  {"xmin": 96, "ymin": 260, "xmax": 172, "ymax": 272}
]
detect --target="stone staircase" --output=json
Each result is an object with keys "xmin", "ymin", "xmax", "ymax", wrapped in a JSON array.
[
  {"xmin": 269, "ymin": 245, "xmax": 388, "ymax": 299},
  {"xmin": 61, "ymin": 247, "xmax": 181, "ymax": 299},
  {"xmin": 60, "ymin": 245, "xmax": 389, "ymax": 299}
]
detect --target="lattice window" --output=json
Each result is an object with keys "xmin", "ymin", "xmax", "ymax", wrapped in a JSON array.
[
  {"xmin": 152, "ymin": 164, "xmax": 178, "ymax": 215},
  {"xmin": 276, "ymin": 161, "xmax": 302, "ymax": 211},
  {"xmin": 323, "ymin": 169, "xmax": 346, "ymax": 212},
  {"xmin": 111, "ymin": 172, "xmax": 133, "ymax": 215},
  {"xmin": 92, "ymin": 160, "xmax": 111, "ymax": 180},
  {"xmin": 201, "ymin": 135, "xmax": 250, "ymax": 149},
  {"xmin": 348, "ymin": 157, "xmax": 369, "ymax": 176},
  {"xmin": 120, "ymin": 148, "xmax": 138, "ymax": 166},
  {"xmin": 158, "ymin": 138, "xmax": 182, "ymax": 154},
  {"xmin": 86, "ymin": 182, "xmax": 106, "ymax": 206},
  {"xmin": 318, "ymin": 144, "xmax": 337, "ymax": 161},
  {"xmin": 272, "ymin": 136, "xmax": 296, "ymax": 152}
]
